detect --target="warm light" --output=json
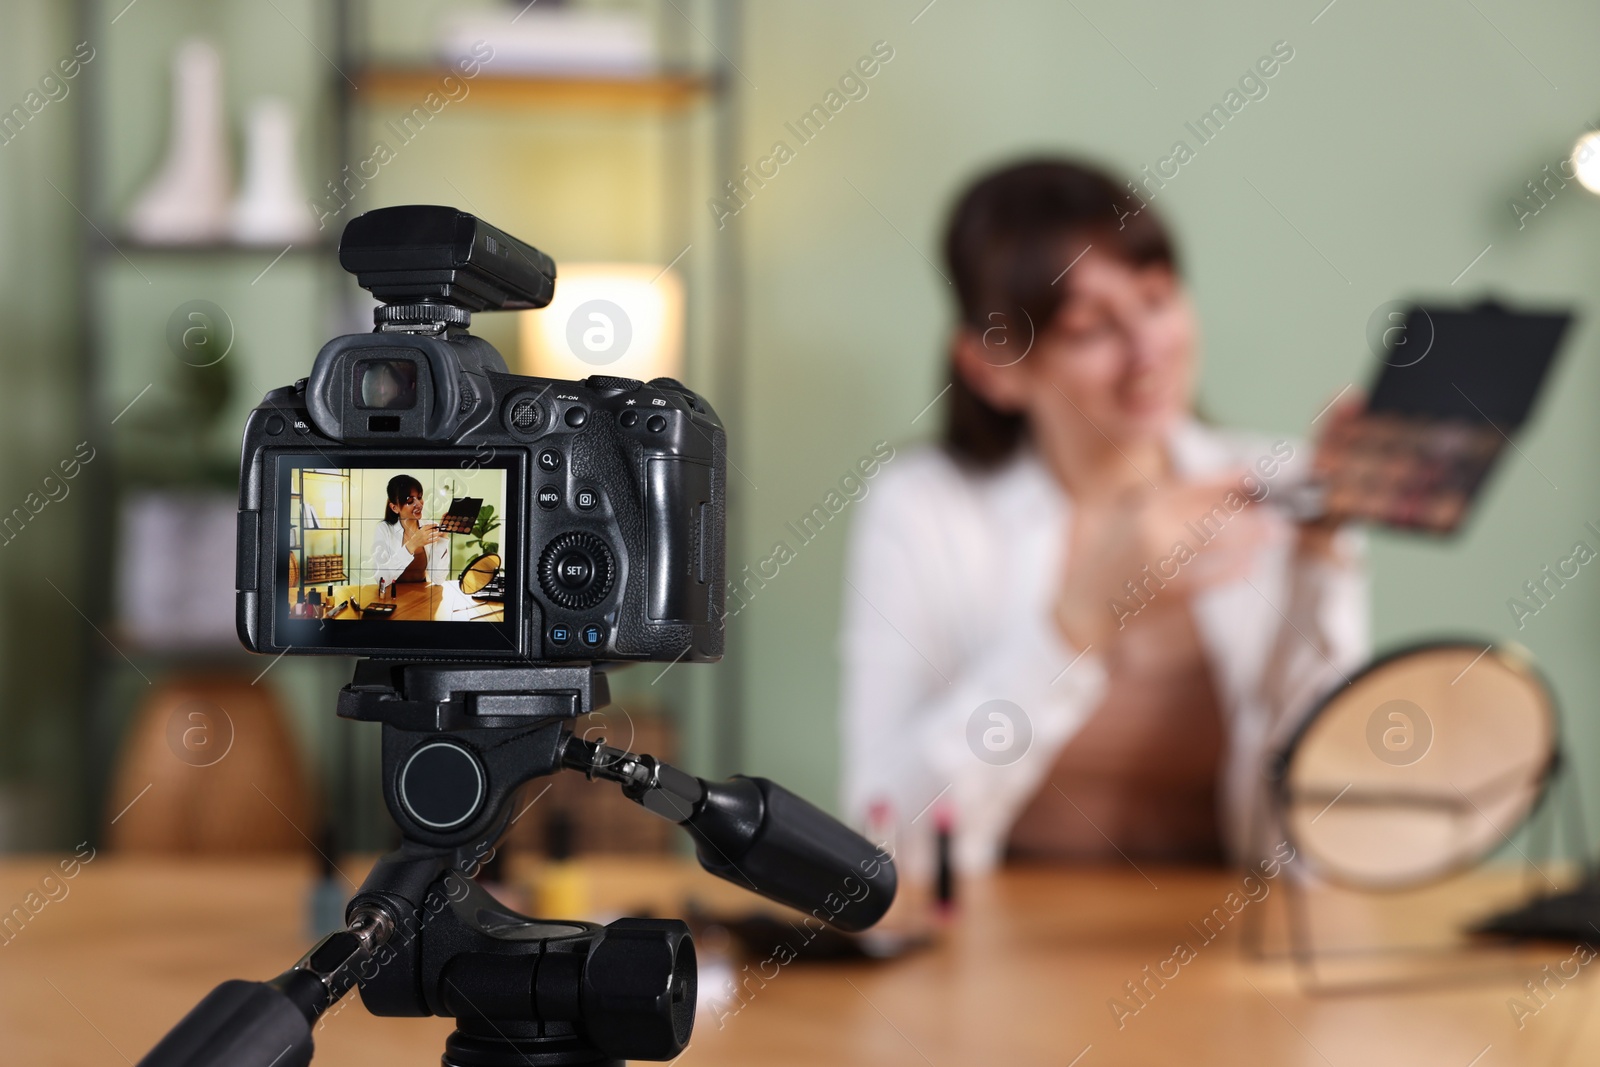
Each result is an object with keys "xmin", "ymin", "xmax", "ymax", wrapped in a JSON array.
[
  {"xmin": 1573, "ymin": 131, "xmax": 1600, "ymax": 195},
  {"xmin": 520, "ymin": 263, "xmax": 684, "ymax": 382}
]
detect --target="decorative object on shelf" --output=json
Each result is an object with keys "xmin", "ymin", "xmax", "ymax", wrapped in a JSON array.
[
  {"xmin": 126, "ymin": 38, "xmax": 233, "ymax": 244},
  {"xmin": 115, "ymin": 492, "xmax": 240, "ymax": 650},
  {"xmin": 437, "ymin": 4, "xmax": 657, "ymax": 77},
  {"xmin": 304, "ymin": 555, "xmax": 346, "ymax": 583},
  {"xmin": 106, "ymin": 674, "xmax": 314, "ymax": 852},
  {"xmin": 230, "ymin": 97, "xmax": 315, "ymax": 244},
  {"xmin": 520, "ymin": 263, "xmax": 684, "ymax": 382}
]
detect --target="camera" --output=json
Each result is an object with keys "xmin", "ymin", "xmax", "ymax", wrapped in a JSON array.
[{"xmin": 236, "ymin": 205, "xmax": 726, "ymax": 663}]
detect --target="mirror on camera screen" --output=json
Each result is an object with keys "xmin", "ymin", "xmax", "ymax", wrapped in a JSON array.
[
  {"xmin": 355, "ymin": 358, "xmax": 419, "ymax": 410},
  {"xmin": 284, "ymin": 465, "xmax": 507, "ymax": 623}
]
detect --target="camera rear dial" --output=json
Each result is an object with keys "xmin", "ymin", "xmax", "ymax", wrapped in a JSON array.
[{"xmin": 539, "ymin": 531, "xmax": 615, "ymax": 610}]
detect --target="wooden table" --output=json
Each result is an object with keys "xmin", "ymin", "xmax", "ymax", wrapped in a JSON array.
[
  {"xmin": 3, "ymin": 854, "xmax": 1594, "ymax": 1066},
  {"xmin": 324, "ymin": 582, "xmax": 503, "ymax": 623}
]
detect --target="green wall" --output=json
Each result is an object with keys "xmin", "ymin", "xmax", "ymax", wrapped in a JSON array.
[{"xmin": 0, "ymin": 0, "xmax": 92, "ymax": 846}]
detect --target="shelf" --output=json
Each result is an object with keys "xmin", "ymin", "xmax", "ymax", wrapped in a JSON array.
[{"xmin": 353, "ymin": 67, "xmax": 716, "ymax": 111}]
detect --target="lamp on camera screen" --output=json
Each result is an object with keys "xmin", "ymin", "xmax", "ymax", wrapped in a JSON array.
[{"xmin": 283, "ymin": 465, "xmax": 508, "ymax": 624}]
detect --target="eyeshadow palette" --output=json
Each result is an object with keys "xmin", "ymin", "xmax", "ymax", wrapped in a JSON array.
[
  {"xmin": 435, "ymin": 496, "xmax": 483, "ymax": 535},
  {"xmin": 1314, "ymin": 301, "xmax": 1572, "ymax": 535}
]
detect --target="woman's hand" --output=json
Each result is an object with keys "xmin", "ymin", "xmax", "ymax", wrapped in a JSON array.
[
  {"xmin": 1054, "ymin": 473, "xmax": 1286, "ymax": 650},
  {"xmin": 1298, "ymin": 390, "xmax": 1366, "ymax": 564},
  {"xmin": 402, "ymin": 522, "xmax": 446, "ymax": 556}
]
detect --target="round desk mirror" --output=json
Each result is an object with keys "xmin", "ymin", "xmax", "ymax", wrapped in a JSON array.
[
  {"xmin": 1274, "ymin": 641, "xmax": 1557, "ymax": 891},
  {"xmin": 459, "ymin": 553, "xmax": 501, "ymax": 596}
]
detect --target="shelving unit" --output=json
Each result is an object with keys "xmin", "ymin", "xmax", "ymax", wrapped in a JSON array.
[
  {"xmin": 291, "ymin": 468, "xmax": 351, "ymax": 591},
  {"xmin": 70, "ymin": 0, "xmax": 744, "ymax": 849}
]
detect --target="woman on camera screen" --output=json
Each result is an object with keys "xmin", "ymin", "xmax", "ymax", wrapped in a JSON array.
[
  {"xmin": 370, "ymin": 474, "xmax": 450, "ymax": 587},
  {"xmin": 840, "ymin": 159, "xmax": 1369, "ymax": 872}
]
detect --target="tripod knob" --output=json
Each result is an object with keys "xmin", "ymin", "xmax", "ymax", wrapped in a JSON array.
[
  {"xmin": 582, "ymin": 919, "xmax": 697, "ymax": 1061},
  {"xmin": 397, "ymin": 740, "xmax": 487, "ymax": 831}
]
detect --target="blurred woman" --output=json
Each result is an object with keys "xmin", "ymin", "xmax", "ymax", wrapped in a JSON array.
[{"xmin": 839, "ymin": 159, "xmax": 1367, "ymax": 873}]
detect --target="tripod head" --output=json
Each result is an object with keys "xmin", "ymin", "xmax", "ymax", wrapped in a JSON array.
[{"xmin": 138, "ymin": 662, "xmax": 897, "ymax": 1067}]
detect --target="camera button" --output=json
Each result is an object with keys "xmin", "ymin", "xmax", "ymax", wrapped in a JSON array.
[
  {"xmin": 574, "ymin": 487, "xmax": 599, "ymax": 511},
  {"xmin": 647, "ymin": 414, "xmax": 668, "ymax": 433},
  {"xmin": 507, "ymin": 397, "xmax": 542, "ymax": 434},
  {"xmin": 539, "ymin": 532, "xmax": 614, "ymax": 609},
  {"xmin": 556, "ymin": 553, "xmax": 594, "ymax": 589},
  {"xmin": 549, "ymin": 624, "xmax": 573, "ymax": 646},
  {"xmin": 581, "ymin": 623, "xmax": 606, "ymax": 648},
  {"xmin": 564, "ymin": 407, "xmax": 588, "ymax": 428},
  {"xmin": 619, "ymin": 410, "xmax": 639, "ymax": 428},
  {"xmin": 265, "ymin": 414, "xmax": 286, "ymax": 435},
  {"xmin": 537, "ymin": 485, "xmax": 561, "ymax": 510},
  {"xmin": 538, "ymin": 449, "xmax": 562, "ymax": 472}
]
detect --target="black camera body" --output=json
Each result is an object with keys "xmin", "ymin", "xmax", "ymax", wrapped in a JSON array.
[{"xmin": 236, "ymin": 206, "xmax": 726, "ymax": 663}]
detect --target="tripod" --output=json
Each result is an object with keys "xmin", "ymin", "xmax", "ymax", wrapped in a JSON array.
[{"xmin": 138, "ymin": 661, "xmax": 897, "ymax": 1067}]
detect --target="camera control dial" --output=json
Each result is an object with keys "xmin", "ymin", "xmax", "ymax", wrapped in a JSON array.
[{"xmin": 539, "ymin": 532, "xmax": 615, "ymax": 610}]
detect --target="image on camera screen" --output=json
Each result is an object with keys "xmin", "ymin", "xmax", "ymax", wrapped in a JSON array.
[{"xmin": 284, "ymin": 466, "xmax": 508, "ymax": 623}]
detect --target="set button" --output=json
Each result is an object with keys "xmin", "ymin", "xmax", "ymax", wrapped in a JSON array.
[{"xmin": 555, "ymin": 552, "xmax": 593, "ymax": 590}]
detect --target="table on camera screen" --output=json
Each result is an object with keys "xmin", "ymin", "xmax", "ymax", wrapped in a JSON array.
[{"xmin": 325, "ymin": 582, "xmax": 503, "ymax": 623}]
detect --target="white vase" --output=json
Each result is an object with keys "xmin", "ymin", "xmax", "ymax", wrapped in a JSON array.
[
  {"xmin": 127, "ymin": 39, "xmax": 233, "ymax": 244},
  {"xmin": 230, "ymin": 97, "xmax": 315, "ymax": 245}
]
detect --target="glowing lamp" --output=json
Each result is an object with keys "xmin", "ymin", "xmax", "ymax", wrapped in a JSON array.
[{"xmin": 520, "ymin": 263, "xmax": 685, "ymax": 382}]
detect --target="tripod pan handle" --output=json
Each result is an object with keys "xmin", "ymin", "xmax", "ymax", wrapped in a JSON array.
[
  {"xmin": 137, "ymin": 979, "xmax": 314, "ymax": 1067},
  {"xmin": 689, "ymin": 776, "xmax": 897, "ymax": 932}
]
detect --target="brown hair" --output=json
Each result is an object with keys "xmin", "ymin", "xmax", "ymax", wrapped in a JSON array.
[
  {"xmin": 383, "ymin": 474, "xmax": 424, "ymax": 524},
  {"xmin": 941, "ymin": 158, "xmax": 1179, "ymax": 466}
]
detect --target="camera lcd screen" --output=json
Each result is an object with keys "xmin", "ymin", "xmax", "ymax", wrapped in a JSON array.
[
  {"xmin": 275, "ymin": 456, "xmax": 521, "ymax": 652},
  {"xmin": 355, "ymin": 359, "xmax": 418, "ymax": 410}
]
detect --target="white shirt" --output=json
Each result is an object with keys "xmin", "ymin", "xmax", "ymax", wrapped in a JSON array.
[
  {"xmin": 838, "ymin": 420, "xmax": 1369, "ymax": 873},
  {"xmin": 369, "ymin": 520, "xmax": 452, "ymax": 586}
]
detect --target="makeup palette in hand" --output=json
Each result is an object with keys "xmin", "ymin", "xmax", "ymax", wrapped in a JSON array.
[
  {"xmin": 435, "ymin": 496, "xmax": 483, "ymax": 535},
  {"xmin": 1314, "ymin": 301, "xmax": 1572, "ymax": 535}
]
